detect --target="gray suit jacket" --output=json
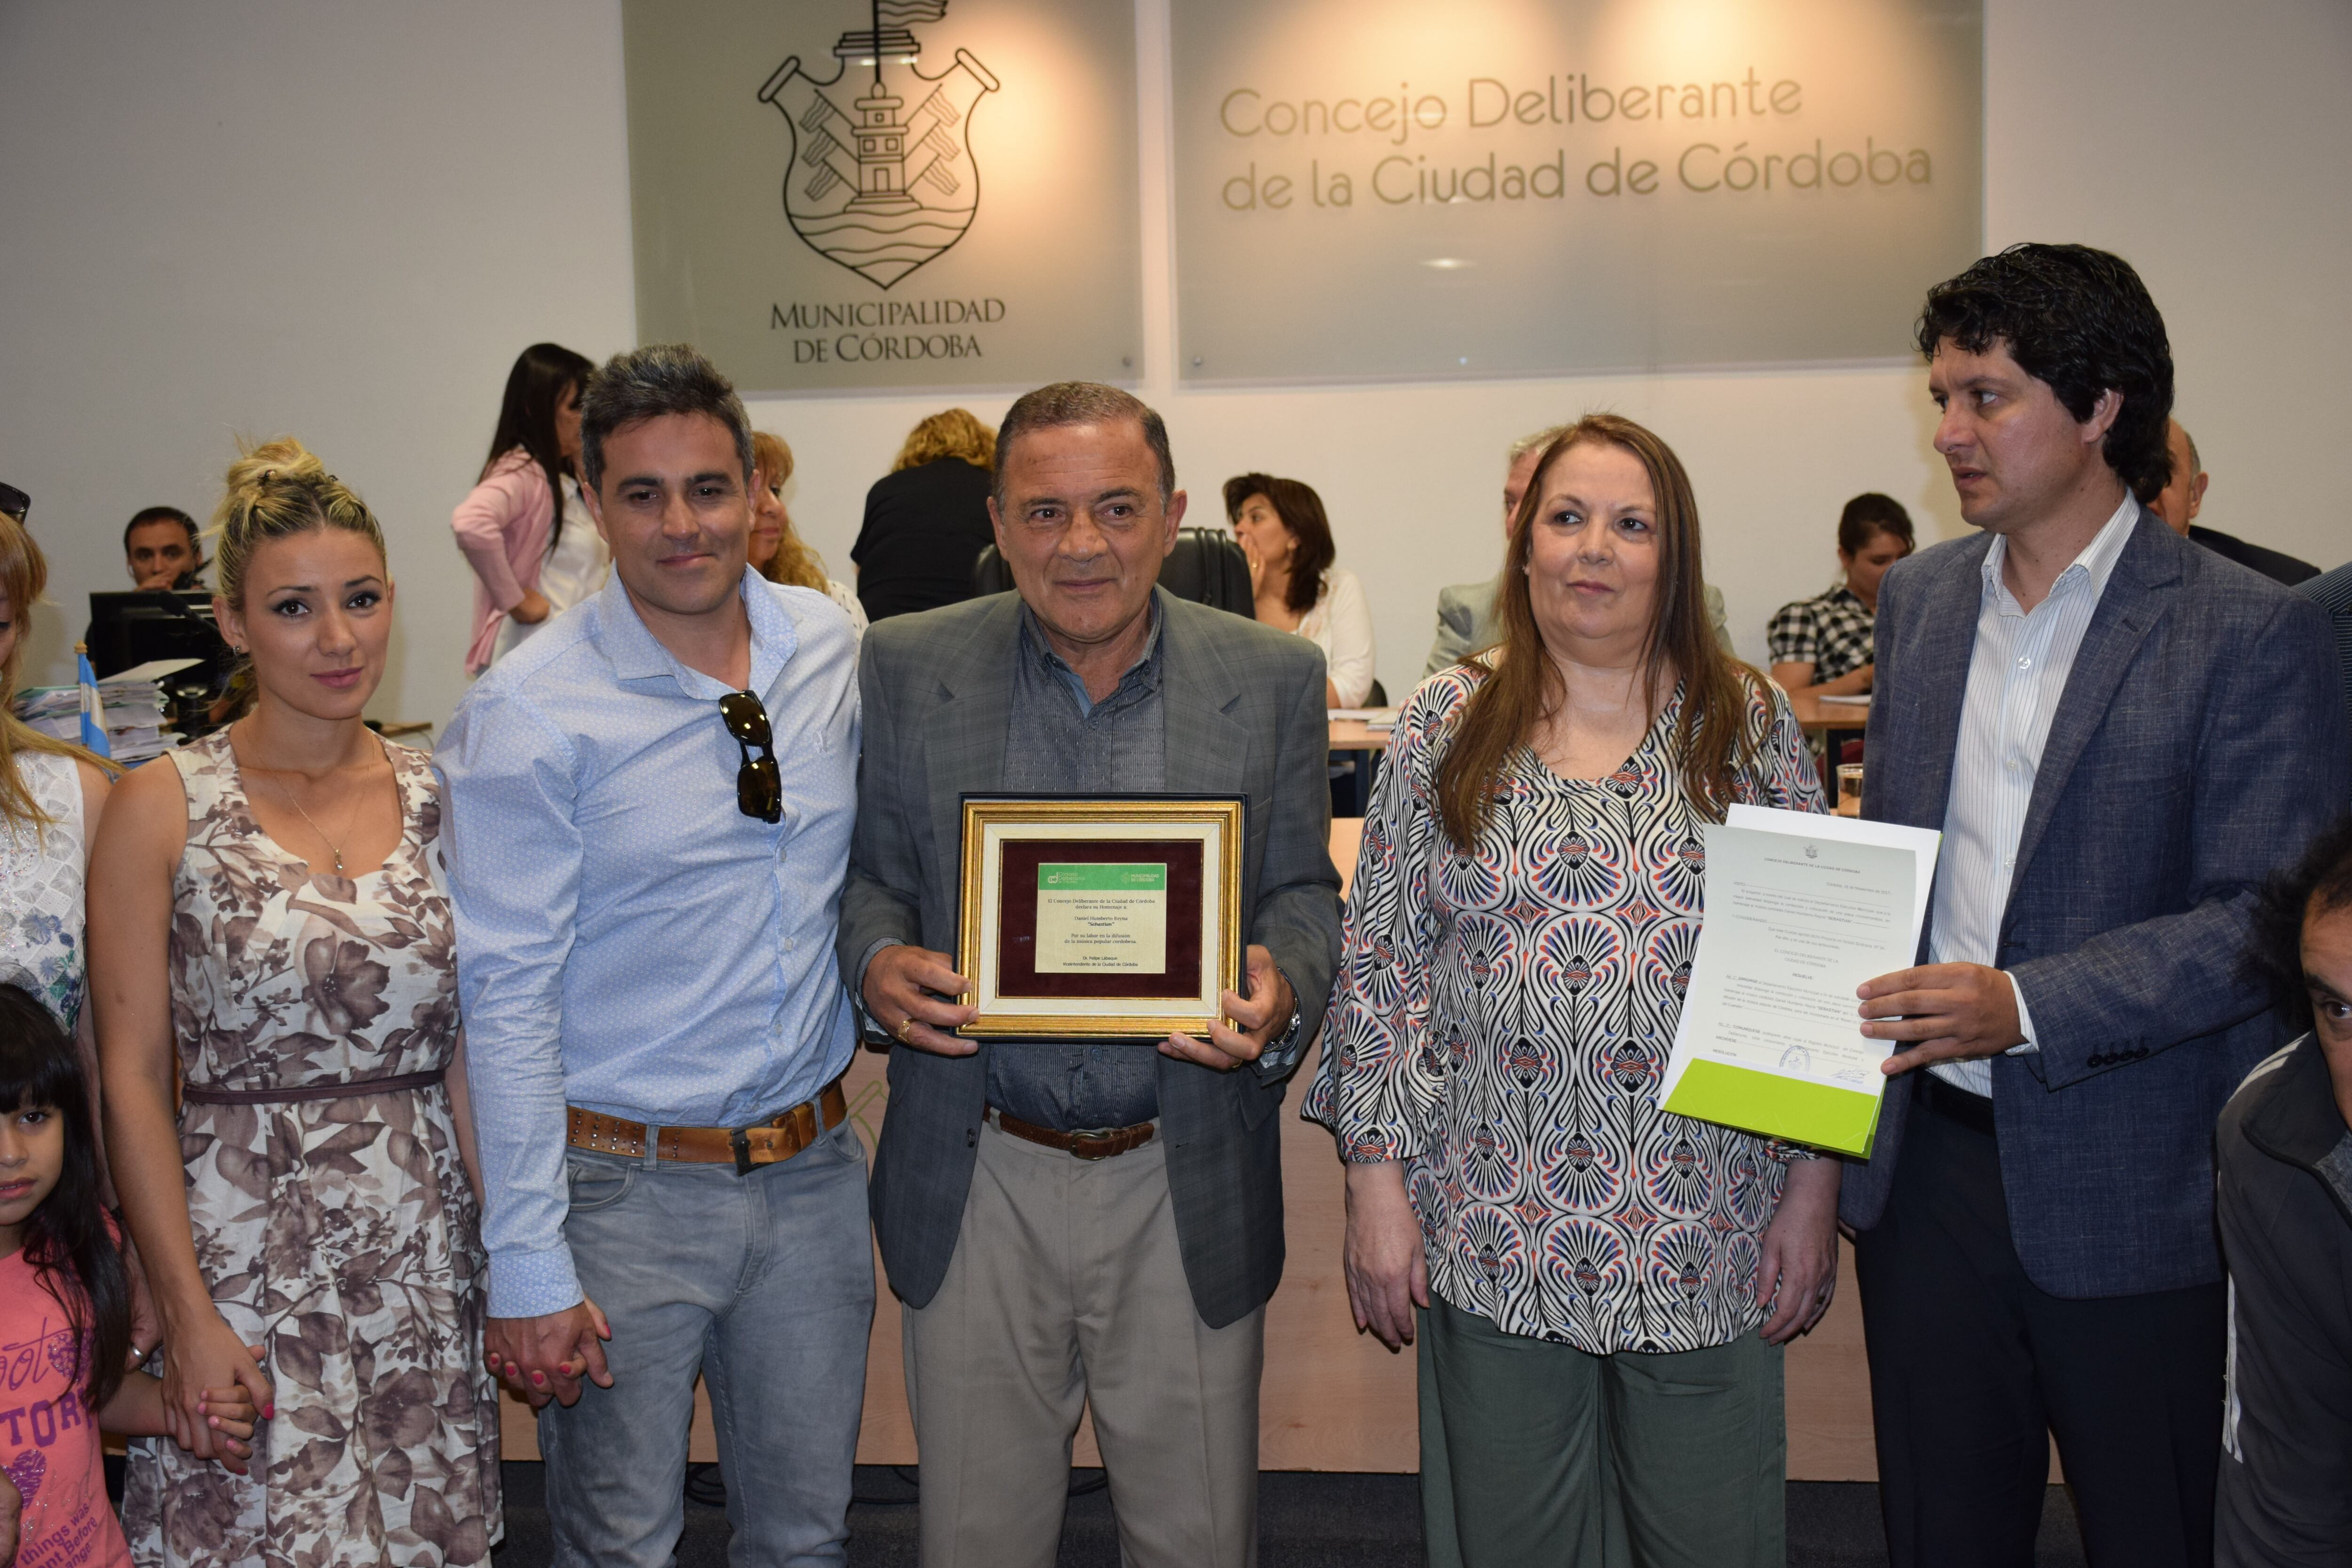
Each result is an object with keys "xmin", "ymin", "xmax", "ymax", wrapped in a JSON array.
[
  {"xmin": 1839, "ymin": 506, "xmax": 2351, "ymax": 1297},
  {"xmin": 1424, "ymin": 573, "xmax": 1732, "ymax": 677},
  {"xmin": 837, "ymin": 589, "xmax": 1343, "ymax": 1326}
]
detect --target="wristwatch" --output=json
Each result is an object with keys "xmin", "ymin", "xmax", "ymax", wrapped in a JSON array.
[{"xmin": 1261, "ymin": 991, "xmax": 1306, "ymax": 1067}]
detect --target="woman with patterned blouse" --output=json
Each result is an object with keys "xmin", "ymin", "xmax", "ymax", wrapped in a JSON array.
[
  {"xmin": 1307, "ymin": 414, "xmax": 1841, "ymax": 1568},
  {"xmin": 1764, "ymin": 492, "xmax": 1915, "ymax": 697}
]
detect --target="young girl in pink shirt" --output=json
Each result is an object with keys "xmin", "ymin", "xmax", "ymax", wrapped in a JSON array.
[{"xmin": 0, "ymin": 985, "xmax": 256, "ymax": 1567}]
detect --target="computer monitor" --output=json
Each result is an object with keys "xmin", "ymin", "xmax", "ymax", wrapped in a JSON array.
[{"xmin": 84, "ymin": 590, "xmax": 232, "ymax": 685}]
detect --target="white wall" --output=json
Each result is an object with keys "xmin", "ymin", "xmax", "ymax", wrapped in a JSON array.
[{"xmin": 4, "ymin": 0, "xmax": 2347, "ymax": 733}]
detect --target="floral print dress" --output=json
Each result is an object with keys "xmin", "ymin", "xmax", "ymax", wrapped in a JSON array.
[{"xmin": 122, "ymin": 731, "xmax": 500, "ymax": 1566}]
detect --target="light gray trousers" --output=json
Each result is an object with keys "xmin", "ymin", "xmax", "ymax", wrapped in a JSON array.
[
  {"xmin": 539, "ymin": 1118, "xmax": 875, "ymax": 1568},
  {"xmin": 903, "ymin": 1119, "xmax": 1265, "ymax": 1568}
]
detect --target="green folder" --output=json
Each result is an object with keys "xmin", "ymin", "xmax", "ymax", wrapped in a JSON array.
[
  {"xmin": 1658, "ymin": 811, "xmax": 1941, "ymax": 1159},
  {"xmin": 1665, "ymin": 1059, "xmax": 1885, "ymax": 1156}
]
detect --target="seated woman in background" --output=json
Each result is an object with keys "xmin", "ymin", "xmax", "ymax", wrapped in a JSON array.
[
  {"xmin": 750, "ymin": 431, "xmax": 866, "ymax": 639},
  {"xmin": 850, "ymin": 407, "xmax": 996, "ymax": 623},
  {"xmin": 1765, "ymin": 491, "xmax": 1914, "ymax": 696},
  {"xmin": 451, "ymin": 341, "xmax": 603, "ymax": 674},
  {"xmin": 1226, "ymin": 473, "xmax": 1376, "ymax": 708},
  {"xmin": 1308, "ymin": 414, "xmax": 1837, "ymax": 1568}
]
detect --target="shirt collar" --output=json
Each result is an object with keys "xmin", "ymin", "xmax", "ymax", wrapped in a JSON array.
[
  {"xmin": 1017, "ymin": 596, "xmax": 1164, "ymax": 716},
  {"xmin": 592, "ymin": 568, "xmax": 795, "ymax": 697},
  {"xmin": 1980, "ymin": 492, "xmax": 2139, "ymax": 609}
]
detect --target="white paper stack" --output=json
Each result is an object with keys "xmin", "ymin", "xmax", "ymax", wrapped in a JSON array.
[{"xmin": 14, "ymin": 660, "xmax": 191, "ymax": 763}]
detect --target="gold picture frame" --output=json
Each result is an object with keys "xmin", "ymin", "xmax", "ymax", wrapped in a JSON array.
[{"xmin": 956, "ymin": 795, "xmax": 1246, "ymax": 1039}]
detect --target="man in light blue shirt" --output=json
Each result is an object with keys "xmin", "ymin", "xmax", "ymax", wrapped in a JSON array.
[{"xmin": 437, "ymin": 344, "xmax": 869, "ymax": 1567}]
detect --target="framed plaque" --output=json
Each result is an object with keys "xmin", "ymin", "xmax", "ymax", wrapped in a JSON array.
[{"xmin": 957, "ymin": 796, "xmax": 1245, "ymax": 1039}]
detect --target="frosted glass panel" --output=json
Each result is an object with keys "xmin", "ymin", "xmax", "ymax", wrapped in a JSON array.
[
  {"xmin": 623, "ymin": 0, "xmax": 1141, "ymax": 393},
  {"xmin": 1171, "ymin": 0, "xmax": 1983, "ymax": 384}
]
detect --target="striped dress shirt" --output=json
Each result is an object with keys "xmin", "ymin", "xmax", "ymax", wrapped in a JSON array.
[{"xmin": 1926, "ymin": 495, "xmax": 2138, "ymax": 1096}]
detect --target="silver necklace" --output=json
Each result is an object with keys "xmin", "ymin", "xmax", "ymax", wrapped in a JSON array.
[
  {"xmin": 235, "ymin": 722, "xmax": 377, "ymax": 875},
  {"xmin": 254, "ymin": 766, "xmax": 362, "ymax": 875}
]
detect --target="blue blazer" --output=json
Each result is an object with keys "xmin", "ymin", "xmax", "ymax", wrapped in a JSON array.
[{"xmin": 1838, "ymin": 505, "xmax": 2351, "ymax": 1298}]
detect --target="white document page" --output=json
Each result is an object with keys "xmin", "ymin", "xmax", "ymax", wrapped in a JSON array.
[
  {"xmin": 1660, "ymin": 807, "xmax": 1941, "ymax": 1103},
  {"xmin": 1032, "ymin": 862, "xmax": 1169, "ymax": 973}
]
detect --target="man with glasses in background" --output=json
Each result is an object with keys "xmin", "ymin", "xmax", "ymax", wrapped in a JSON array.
[{"xmin": 437, "ymin": 343, "xmax": 871, "ymax": 1567}]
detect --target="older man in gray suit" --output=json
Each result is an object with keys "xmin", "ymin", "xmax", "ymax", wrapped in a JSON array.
[
  {"xmin": 1845, "ymin": 245, "xmax": 2351, "ymax": 1568},
  {"xmin": 838, "ymin": 382, "xmax": 1342, "ymax": 1568}
]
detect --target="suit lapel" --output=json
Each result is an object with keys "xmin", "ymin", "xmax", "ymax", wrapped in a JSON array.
[
  {"xmin": 1893, "ymin": 541, "xmax": 1989, "ymax": 834},
  {"xmin": 2005, "ymin": 509, "xmax": 2176, "ymax": 906},
  {"xmin": 1157, "ymin": 595, "xmax": 1251, "ymax": 796},
  {"xmin": 921, "ymin": 598, "xmax": 1019, "ymax": 894}
]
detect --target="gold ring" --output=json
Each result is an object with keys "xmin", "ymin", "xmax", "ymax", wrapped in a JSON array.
[{"xmin": 894, "ymin": 1017, "xmax": 915, "ymax": 1043}]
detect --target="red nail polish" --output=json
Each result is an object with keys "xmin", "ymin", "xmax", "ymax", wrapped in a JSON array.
[{"xmin": 262, "ymin": 1404, "xmax": 274, "ymax": 1419}]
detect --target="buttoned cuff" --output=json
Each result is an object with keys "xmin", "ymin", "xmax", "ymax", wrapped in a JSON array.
[
  {"xmin": 2002, "ymin": 971, "xmax": 2040, "ymax": 1056},
  {"xmin": 487, "ymin": 1242, "xmax": 585, "ymax": 1321},
  {"xmin": 853, "ymin": 937, "xmax": 907, "ymax": 1041}
]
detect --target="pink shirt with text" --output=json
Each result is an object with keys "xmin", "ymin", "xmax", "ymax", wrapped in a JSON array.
[{"xmin": 0, "ymin": 1248, "xmax": 129, "ymax": 1568}]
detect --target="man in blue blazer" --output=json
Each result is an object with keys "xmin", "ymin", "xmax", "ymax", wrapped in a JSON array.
[{"xmin": 1843, "ymin": 244, "xmax": 2351, "ymax": 1568}]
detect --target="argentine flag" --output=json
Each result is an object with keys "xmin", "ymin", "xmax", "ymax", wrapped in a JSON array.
[{"xmin": 74, "ymin": 647, "xmax": 111, "ymax": 760}]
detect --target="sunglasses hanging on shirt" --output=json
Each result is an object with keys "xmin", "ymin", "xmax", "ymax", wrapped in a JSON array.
[{"xmin": 718, "ymin": 691, "xmax": 782, "ymax": 824}]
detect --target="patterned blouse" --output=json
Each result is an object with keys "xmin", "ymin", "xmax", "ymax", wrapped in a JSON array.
[
  {"xmin": 1766, "ymin": 583, "xmax": 1875, "ymax": 684},
  {"xmin": 0, "ymin": 750, "xmax": 87, "ymax": 1029},
  {"xmin": 1304, "ymin": 666, "xmax": 1826, "ymax": 1354}
]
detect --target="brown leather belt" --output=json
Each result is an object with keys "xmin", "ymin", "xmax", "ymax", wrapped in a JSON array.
[
  {"xmin": 567, "ymin": 1075, "xmax": 849, "ymax": 1176},
  {"xmin": 183, "ymin": 1069, "xmax": 445, "ymax": 1105},
  {"xmin": 987, "ymin": 1106, "xmax": 1156, "ymax": 1161}
]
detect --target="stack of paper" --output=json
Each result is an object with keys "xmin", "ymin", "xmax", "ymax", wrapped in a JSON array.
[
  {"xmin": 13, "ymin": 659, "xmax": 196, "ymax": 764},
  {"xmin": 1659, "ymin": 805, "xmax": 1942, "ymax": 1156}
]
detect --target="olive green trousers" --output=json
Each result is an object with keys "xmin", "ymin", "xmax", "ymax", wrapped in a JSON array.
[{"xmin": 1417, "ymin": 1297, "xmax": 1787, "ymax": 1568}]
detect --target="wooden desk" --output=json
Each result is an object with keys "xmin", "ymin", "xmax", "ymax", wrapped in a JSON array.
[
  {"xmin": 1327, "ymin": 717, "xmax": 1393, "ymax": 817},
  {"xmin": 501, "ymin": 816, "xmax": 1890, "ymax": 1479},
  {"xmin": 1783, "ymin": 689, "xmax": 1873, "ymax": 736}
]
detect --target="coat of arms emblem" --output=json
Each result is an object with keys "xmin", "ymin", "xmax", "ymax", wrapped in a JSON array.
[{"xmin": 758, "ymin": 0, "xmax": 999, "ymax": 289}]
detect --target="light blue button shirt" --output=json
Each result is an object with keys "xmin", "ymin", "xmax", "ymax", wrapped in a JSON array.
[
  {"xmin": 1927, "ymin": 495, "xmax": 2138, "ymax": 1096},
  {"xmin": 436, "ymin": 572, "xmax": 860, "ymax": 1317}
]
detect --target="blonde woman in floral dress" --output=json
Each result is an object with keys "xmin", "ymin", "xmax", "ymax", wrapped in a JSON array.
[{"xmin": 90, "ymin": 439, "xmax": 500, "ymax": 1565}]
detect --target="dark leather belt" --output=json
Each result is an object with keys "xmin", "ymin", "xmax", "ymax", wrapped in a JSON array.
[
  {"xmin": 183, "ymin": 1068, "xmax": 445, "ymax": 1105},
  {"xmin": 567, "ymin": 1075, "xmax": 849, "ymax": 1175},
  {"xmin": 987, "ymin": 1106, "xmax": 1156, "ymax": 1161},
  {"xmin": 1916, "ymin": 1071, "xmax": 1996, "ymax": 1138}
]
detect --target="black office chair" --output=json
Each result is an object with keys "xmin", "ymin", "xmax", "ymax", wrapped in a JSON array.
[{"xmin": 970, "ymin": 528, "xmax": 1255, "ymax": 618}]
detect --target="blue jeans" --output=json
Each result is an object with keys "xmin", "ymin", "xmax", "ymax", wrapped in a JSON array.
[{"xmin": 539, "ymin": 1116, "xmax": 874, "ymax": 1567}]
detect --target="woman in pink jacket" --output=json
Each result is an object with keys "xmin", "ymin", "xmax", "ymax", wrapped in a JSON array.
[{"xmin": 450, "ymin": 342, "xmax": 599, "ymax": 675}]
